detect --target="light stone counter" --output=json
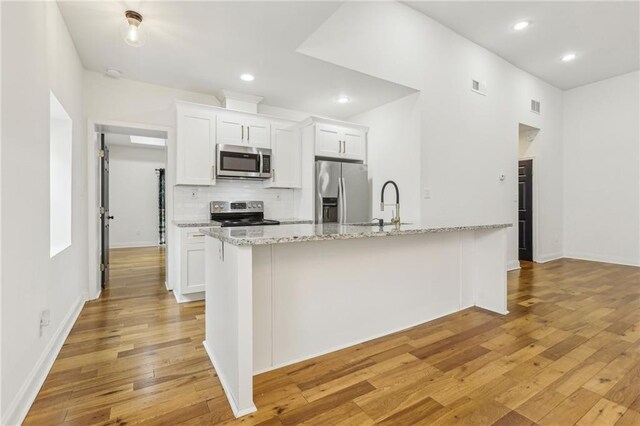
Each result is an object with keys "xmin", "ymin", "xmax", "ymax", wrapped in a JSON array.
[{"xmin": 200, "ymin": 222, "xmax": 511, "ymax": 246}]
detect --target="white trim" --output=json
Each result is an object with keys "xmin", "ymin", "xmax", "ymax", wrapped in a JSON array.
[
  {"xmin": 87, "ymin": 119, "xmax": 172, "ymax": 301},
  {"xmin": 536, "ymin": 252, "xmax": 564, "ymax": 263},
  {"xmin": 173, "ymin": 290, "xmax": 205, "ymax": 304},
  {"xmin": 563, "ymin": 253, "xmax": 640, "ymax": 268},
  {"xmin": 109, "ymin": 241, "xmax": 160, "ymax": 249},
  {"xmin": 203, "ymin": 341, "xmax": 257, "ymax": 418},
  {"xmin": 2, "ymin": 297, "xmax": 84, "ymax": 426},
  {"xmin": 507, "ymin": 260, "xmax": 521, "ymax": 271}
]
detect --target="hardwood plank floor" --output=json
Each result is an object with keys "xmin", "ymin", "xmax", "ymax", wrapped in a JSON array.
[{"xmin": 23, "ymin": 250, "xmax": 640, "ymax": 425}]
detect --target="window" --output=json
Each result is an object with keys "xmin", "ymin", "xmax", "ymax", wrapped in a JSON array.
[{"xmin": 50, "ymin": 92, "xmax": 72, "ymax": 257}]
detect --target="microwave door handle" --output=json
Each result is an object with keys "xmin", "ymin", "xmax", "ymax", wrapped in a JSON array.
[{"xmin": 259, "ymin": 152, "xmax": 264, "ymax": 176}]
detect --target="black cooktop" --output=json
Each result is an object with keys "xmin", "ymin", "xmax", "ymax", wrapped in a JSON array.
[{"xmin": 218, "ymin": 218, "xmax": 280, "ymax": 228}]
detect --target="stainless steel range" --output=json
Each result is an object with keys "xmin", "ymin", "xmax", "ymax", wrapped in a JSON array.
[{"xmin": 210, "ymin": 201, "xmax": 280, "ymax": 227}]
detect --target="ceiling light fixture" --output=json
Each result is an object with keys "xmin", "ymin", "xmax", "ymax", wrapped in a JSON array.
[
  {"xmin": 105, "ymin": 68, "xmax": 122, "ymax": 79},
  {"xmin": 513, "ymin": 21, "xmax": 529, "ymax": 31},
  {"xmin": 121, "ymin": 10, "xmax": 146, "ymax": 47},
  {"xmin": 336, "ymin": 96, "xmax": 351, "ymax": 104},
  {"xmin": 240, "ymin": 74, "xmax": 255, "ymax": 82},
  {"xmin": 561, "ymin": 53, "xmax": 577, "ymax": 62}
]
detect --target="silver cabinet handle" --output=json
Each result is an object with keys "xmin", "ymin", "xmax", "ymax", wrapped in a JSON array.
[
  {"xmin": 272, "ymin": 168, "xmax": 276, "ymax": 181},
  {"xmin": 247, "ymin": 126, "xmax": 250, "ymax": 142},
  {"xmin": 241, "ymin": 125, "xmax": 244, "ymax": 141},
  {"xmin": 211, "ymin": 165, "xmax": 215, "ymax": 180},
  {"xmin": 342, "ymin": 140, "xmax": 345, "ymax": 153},
  {"xmin": 337, "ymin": 139, "xmax": 341, "ymax": 153}
]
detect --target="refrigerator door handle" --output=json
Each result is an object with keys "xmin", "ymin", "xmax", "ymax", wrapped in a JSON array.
[
  {"xmin": 337, "ymin": 175, "xmax": 343, "ymax": 223},
  {"xmin": 341, "ymin": 177, "xmax": 347, "ymax": 223}
]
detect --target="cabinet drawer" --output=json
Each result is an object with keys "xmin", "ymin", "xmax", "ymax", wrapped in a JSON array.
[{"xmin": 183, "ymin": 229, "xmax": 206, "ymax": 243}]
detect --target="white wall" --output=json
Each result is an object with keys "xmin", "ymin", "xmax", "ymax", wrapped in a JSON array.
[
  {"xmin": 349, "ymin": 93, "xmax": 422, "ymax": 223},
  {"xmin": 1, "ymin": 2, "xmax": 87, "ymax": 424},
  {"xmin": 84, "ymin": 70, "xmax": 221, "ymax": 296},
  {"xmin": 297, "ymin": 1, "xmax": 564, "ymax": 267},
  {"xmin": 108, "ymin": 144, "xmax": 166, "ymax": 248},
  {"xmin": 563, "ymin": 71, "xmax": 640, "ymax": 266}
]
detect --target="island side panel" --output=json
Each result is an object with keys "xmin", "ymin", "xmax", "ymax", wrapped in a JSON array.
[
  {"xmin": 204, "ymin": 237, "xmax": 256, "ymax": 417},
  {"xmin": 269, "ymin": 232, "xmax": 464, "ymax": 368},
  {"xmin": 471, "ymin": 228, "xmax": 509, "ymax": 314}
]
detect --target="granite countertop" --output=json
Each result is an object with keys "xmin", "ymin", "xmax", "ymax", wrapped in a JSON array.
[
  {"xmin": 172, "ymin": 218, "xmax": 313, "ymax": 228},
  {"xmin": 200, "ymin": 222, "xmax": 512, "ymax": 246}
]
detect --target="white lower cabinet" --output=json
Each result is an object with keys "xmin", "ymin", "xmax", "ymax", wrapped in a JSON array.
[{"xmin": 175, "ymin": 228, "xmax": 206, "ymax": 301}]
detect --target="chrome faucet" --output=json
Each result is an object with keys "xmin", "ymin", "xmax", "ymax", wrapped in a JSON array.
[{"xmin": 380, "ymin": 180, "xmax": 400, "ymax": 225}]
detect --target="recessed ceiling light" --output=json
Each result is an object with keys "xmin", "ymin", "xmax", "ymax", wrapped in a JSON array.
[
  {"xmin": 240, "ymin": 74, "xmax": 255, "ymax": 82},
  {"xmin": 336, "ymin": 96, "xmax": 351, "ymax": 104},
  {"xmin": 561, "ymin": 53, "xmax": 577, "ymax": 62},
  {"xmin": 513, "ymin": 21, "xmax": 529, "ymax": 31}
]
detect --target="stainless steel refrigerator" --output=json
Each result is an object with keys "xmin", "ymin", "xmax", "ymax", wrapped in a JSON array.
[{"xmin": 316, "ymin": 160, "xmax": 370, "ymax": 224}]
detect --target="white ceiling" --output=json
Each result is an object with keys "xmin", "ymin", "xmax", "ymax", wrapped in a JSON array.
[
  {"xmin": 57, "ymin": 1, "xmax": 416, "ymax": 119},
  {"xmin": 405, "ymin": 1, "xmax": 640, "ymax": 90}
]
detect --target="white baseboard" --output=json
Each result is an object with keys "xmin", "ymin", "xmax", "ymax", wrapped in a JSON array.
[
  {"xmin": 563, "ymin": 252, "xmax": 640, "ymax": 267},
  {"xmin": 203, "ymin": 341, "xmax": 257, "ymax": 418},
  {"xmin": 506, "ymin": 260, "xmax": 521, "ymax": 271},
  {"xmin": 173, "ymin": 290, "xmax": 205, "ymax": 304},
  {"xmin": 2, "ymin": 296, "xmax": 85, "ymax": 426},
  {"xmin": 535, "ymin": 252, "xmax": 564, "ymax": 263},
  {"xmin": 109, "ymin": 241, "xmax": 159, "ymax": 249}
]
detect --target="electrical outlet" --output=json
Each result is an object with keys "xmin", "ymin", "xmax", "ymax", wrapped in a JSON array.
[{"xmin": 40, "ymin": 310, "xmax": 50, "ymax": 336}]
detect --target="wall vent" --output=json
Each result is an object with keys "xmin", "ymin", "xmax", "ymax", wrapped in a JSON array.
[
  {"xmin": 471, "ymin": 79, "xmax": 487, "ymax": 96},
  {"xmin": 530, "ymin": 99, "xmax": 541, "ymax": 114}
]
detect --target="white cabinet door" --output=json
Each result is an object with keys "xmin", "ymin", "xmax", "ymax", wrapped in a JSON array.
[
  {"xmin": 176, "ymin": 105, "xmax": 216, "ymax": 185},
  {"xmin": 315, "ymin": 124, "xmax": 341, "ymax": 157},
  {"xmin": 268, "ymin": 126, "xmax": 301, "ymax": 188},
  {"xmin": 180, "ymin": 229, "xmax": 206, "ymax": 294},
  {"xmin": 217, "ymin": 115, "xmax": 244, "ymax": 146},
  {"xmin": 246, "ymin": 119, "xmax": 271, "ymax": 149},
  {"xmin": 342, "ymin": 129, "xmax": 365, "ymax": 161}
]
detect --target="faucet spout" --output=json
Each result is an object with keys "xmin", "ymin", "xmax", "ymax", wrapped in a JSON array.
[{"xmin": 380, "ymin": 180, "xmax": 401, "ymax": 225}]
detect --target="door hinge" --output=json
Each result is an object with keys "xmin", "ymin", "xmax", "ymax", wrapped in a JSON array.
[
  {"xmin": 99, "ymin": 149, "xmax": 105, "ymax": 158},
  {"xmin": 100, "ymin": 263, "xmax": 105, "ymax": 272}
]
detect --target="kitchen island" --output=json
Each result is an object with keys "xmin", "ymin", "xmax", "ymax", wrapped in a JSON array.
[{"xmin": 201, "ymin": 222, "xmax": 511, "ymax": 417}]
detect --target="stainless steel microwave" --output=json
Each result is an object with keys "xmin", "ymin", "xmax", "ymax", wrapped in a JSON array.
[{"xmin": 216, "ymin": 144, "xmax": 272, "ymax": 179}]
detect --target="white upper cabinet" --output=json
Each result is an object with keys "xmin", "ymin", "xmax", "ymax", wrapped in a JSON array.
[
  {"xmin": 216, "ymin": 113, "xmax": 270, "ymax": 148},
  {"xmin": 176, "ymin": 103, "xmax": 216, "ymax": 186},
  {"xmin": 315, "ymin": 124, "xmax": 342, "ymax": 157},
  {"xmin": 314, "ymin": 122, "xmax": 366, "ymax": 162},
  {"xmin": 342, "ymin": 128, "xmax": 365, "ymax": 160},
  {"xmin": 216, "ymin": 115, "xmax": 244, "ymax": 146},
  {"xmin": 267, "ymin": 125, "xmax": 301, "ymax": 188}
]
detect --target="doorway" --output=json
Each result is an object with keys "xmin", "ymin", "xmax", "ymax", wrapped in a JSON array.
[
  {"xmin": 95, "ymin": 124, "xmax": 169, "ymax": 293},
  {"xmin": 517, "ymin": 123, "xmax": 540, "ymax": 263}
]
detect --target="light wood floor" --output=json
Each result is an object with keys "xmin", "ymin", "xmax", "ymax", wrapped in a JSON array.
[{"xmin": 24, "ymin": 248, "xmax": 640, "ymax": 425}]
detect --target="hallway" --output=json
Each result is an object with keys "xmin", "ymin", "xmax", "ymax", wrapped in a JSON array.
[{"xmin": 24, "ymin": 249, "xmax": 640, "ymax": 425}]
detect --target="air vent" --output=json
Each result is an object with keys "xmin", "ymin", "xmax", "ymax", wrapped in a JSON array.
[
  {"xmin": 471, "ymin": 79, "xmax": 487, "ymax": 96},
  {"xmin": 531, "ymin": 99, "xmax": 541, "ymax": 114}
]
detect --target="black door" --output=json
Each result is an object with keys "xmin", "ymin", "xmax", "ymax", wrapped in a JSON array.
[
  {"xmin": 100, "ymin": 134, "xmax": 112, "ymax": 289},
  {"xmin": 518, "ymin": 159, "xmax": 533, "ymax": 261}
]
